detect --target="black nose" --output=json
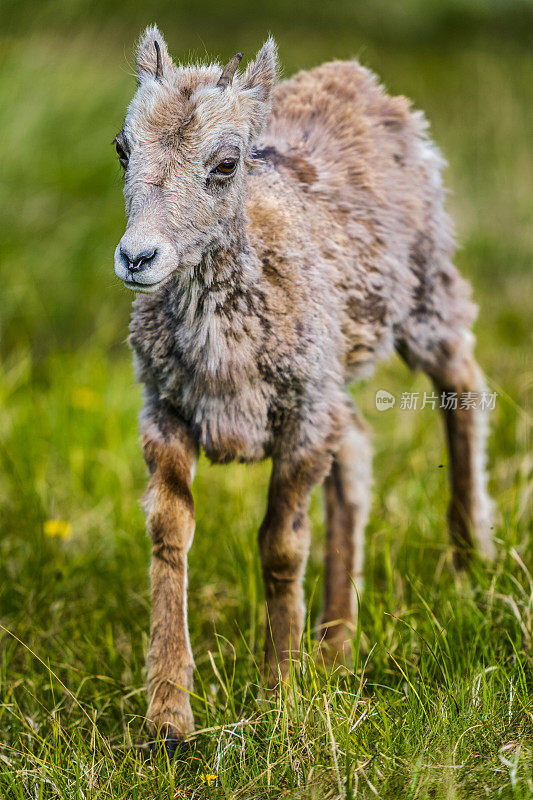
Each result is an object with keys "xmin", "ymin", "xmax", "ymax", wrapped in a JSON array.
[{"xmin": 120, "ymin": 247, "xmax": 157, "ymax": 273}]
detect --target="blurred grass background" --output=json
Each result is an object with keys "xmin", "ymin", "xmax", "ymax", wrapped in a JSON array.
[{"xmin": 0, "ymin": 0, "xmax": 532, "ymax": 797}]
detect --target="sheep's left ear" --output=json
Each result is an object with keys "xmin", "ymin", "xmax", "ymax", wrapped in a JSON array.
[
  {"xmin": 136, "ymin": 25, "xmax": 174, "ymax": 84},
  {"xmin": 240, "ymin": 37, "xmax": 278, "ymax": 102},
  {"xmin": 238, "ymin": 38, "xmax": 278, "ymax": 137}
]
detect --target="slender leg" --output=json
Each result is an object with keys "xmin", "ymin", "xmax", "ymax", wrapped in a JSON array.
[
  {"xmin": 140, "ymin": 400, "xmax": 199, "ymax": 745},
  {"xmin": 320, "ymin": 410, "xmax": 372, "ymax": 656},
  {"xmin": 430, "ymin": 349, "xmax": 495, "ymax": 568},
  {"xmin": 259, "ymin": 450, "xmax": 332, "ymax": 687}
]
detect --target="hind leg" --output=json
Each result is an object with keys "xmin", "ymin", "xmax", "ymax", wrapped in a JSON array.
[
  {"xmin": 398, "ymin": 325, "xmax": 495, "ymax": 568},
  {"xmin": 429, "ymin": 337, "xmax": 495, "ymax": 567},
  {"xmin": 320, "ymin": 408, "xmax": 372, "ymax": 657}
]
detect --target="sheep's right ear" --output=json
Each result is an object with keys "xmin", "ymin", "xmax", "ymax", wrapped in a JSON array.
[{"xmin": 136, "ymin": 25, "xmax": 174, "ymax": 84}]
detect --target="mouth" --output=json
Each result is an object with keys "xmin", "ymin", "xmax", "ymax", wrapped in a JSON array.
[{"xmin": 122, "ymin": 274, "xmax": 172, "ymax": 294}]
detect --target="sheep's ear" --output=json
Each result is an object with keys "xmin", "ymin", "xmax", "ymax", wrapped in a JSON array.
[
  {"xmin": 136, "ymin": 25, "xmax": 174, "ymax": 84},
  {"xmin": 240, "ymin": 37, "xmax": 278, "ymax": 103},
  {"xmin": 238, "ymin": 38, "xmax": 278, "ymax": 139}
]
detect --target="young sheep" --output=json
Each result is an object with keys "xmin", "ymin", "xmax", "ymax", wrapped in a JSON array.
[{"xmin": 113, "ymin": 26, "xmax": 494, "ymax": 751}]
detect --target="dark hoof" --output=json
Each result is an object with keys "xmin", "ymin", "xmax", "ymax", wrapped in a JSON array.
[{"xmin": 149, "ymin": 725, "xmax": 191, "ymax": 762}]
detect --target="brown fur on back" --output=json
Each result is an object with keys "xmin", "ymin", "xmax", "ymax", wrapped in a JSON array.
[{"xmin": 250, "ymin": 59, "xmax": 475, "ymax": 377}]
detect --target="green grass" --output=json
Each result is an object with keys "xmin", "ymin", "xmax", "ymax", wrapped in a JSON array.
[{"xmin": 0, "ymin": 2, "xmax": 532, "ymax": 797}]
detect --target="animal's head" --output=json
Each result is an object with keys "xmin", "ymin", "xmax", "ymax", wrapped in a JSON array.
[{"xmin": 113, "ymin": 26, "xmax": 278, "ymax": 293}]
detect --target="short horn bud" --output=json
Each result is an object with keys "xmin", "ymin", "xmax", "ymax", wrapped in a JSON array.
[
  {"xmin": 216, "ymin": 52, "xmax": 243, "ymax": 89},
  {"xmin": 154, "ymin": 40, "xmax": 163, "ymax": 81}
]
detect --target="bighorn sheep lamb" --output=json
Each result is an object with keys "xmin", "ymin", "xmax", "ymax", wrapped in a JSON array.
[{"xmin": 113, "ymin": 26, "xmax": 494, "ymax": 752}]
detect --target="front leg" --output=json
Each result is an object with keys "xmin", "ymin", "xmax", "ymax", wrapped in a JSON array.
[
  {"xmin": 259, "ymin": 450, "xmax": 332, "ymax": 687},
  {"xmin": 140, "ymin": 401, "xmax": 198, "ymax": 745}
]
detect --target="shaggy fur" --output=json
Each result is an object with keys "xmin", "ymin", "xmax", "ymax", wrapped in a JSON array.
[{"xmin": 113, "ymin": 27, "xmax": 494, "ymax": 745}]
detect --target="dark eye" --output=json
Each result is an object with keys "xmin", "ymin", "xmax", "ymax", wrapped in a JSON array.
[
  {"xmin": 213, "ymin": 158, "xmax": 237, "ymax": 176},
  {"xmin": 115, "ymin": 141, "xmax": 129, "ymax": 169}
]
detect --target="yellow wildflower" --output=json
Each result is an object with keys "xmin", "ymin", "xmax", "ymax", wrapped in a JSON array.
[
  {"xmin": 199, "ymin": 773, "xmax": 217, "ymax": 787},
  {"xmin": 44, "ymin": 520, "xmax": 72, "ymax": 540}
]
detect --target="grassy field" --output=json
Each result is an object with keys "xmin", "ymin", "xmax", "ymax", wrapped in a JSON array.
[{"xmin": 0, "ymin": 1, "xmax": 532, "ymax": 797}]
